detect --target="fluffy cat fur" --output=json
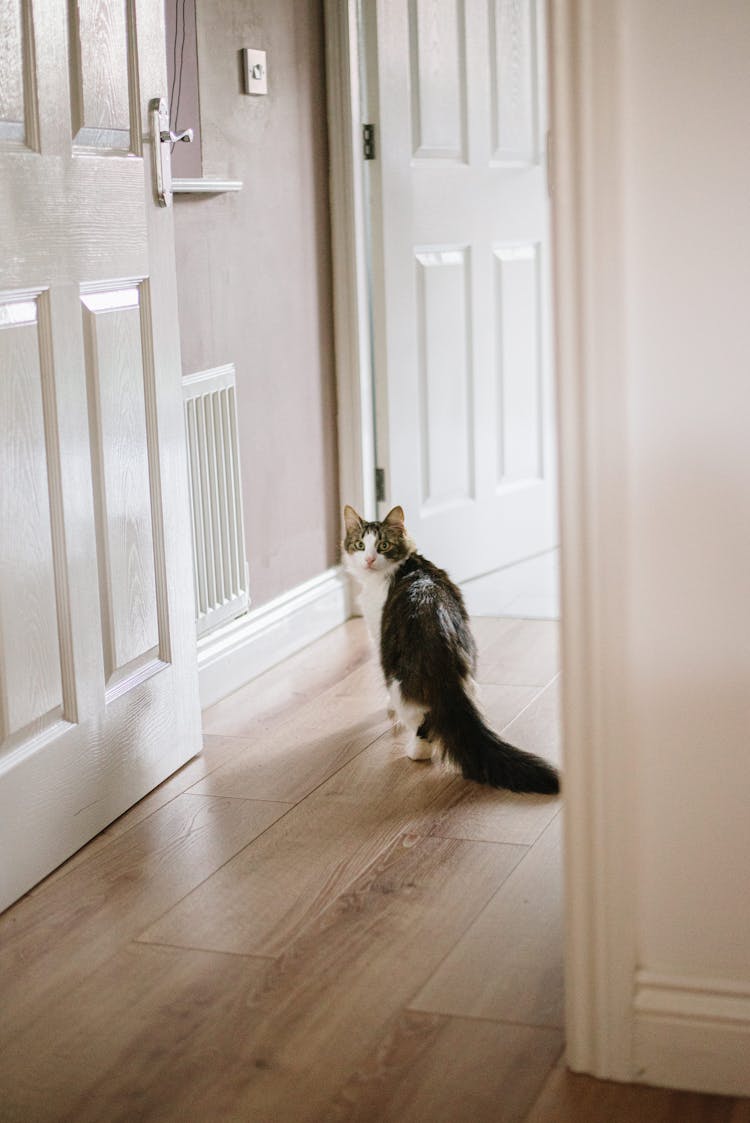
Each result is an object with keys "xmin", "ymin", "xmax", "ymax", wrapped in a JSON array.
[{"xmin": 343, "ymin": 504, "xmax": 559, "ymax": 794}]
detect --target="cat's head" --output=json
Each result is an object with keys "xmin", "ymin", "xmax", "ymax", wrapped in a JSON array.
[{"xmin": 342, "ymin": 504, "xmax": 414, "ymax": 576}]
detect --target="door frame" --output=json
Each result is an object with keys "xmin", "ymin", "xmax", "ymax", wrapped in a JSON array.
[
  {"xmin": 324, "ymin": 0, "xmax": 638, "ymax": 1083},
  {"xmin": 548, "ymin": 0, "xmax": 636, "ymax": 1081},
  {"xmin": 324, "ymin": 0, "xmax": 377, "ymax": 521}
]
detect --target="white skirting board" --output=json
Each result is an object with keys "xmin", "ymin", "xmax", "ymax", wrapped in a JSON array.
[
  {"xmin": 197, "ymin": 566, "xmax": 351, "ymax": 710},
  {"xmin": 631, "ymin": 972, "xmax": 750, "ymax": 1097}
]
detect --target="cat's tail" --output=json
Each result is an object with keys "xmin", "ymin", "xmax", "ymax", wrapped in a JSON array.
[{"xmin": 426, "ymin": 685, "xmax": 560, "ymax": 794}]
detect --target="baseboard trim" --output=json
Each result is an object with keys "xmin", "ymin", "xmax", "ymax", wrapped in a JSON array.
[
  {"xmin": 197, "ymin": 566, "xmax": 351, "ymax": 709},
  {"xmin": 633, "ymin": 971, "xmax": 750, "ymax": 1096}
]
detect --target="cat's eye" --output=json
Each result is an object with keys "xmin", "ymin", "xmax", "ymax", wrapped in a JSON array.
[
  {"xmin": 378, "ymin": 541, "xmax": 390, "ymax": 553},
  {"xmin": 354, "ymin": 540, "xmax": 365, "ymax": 551}
]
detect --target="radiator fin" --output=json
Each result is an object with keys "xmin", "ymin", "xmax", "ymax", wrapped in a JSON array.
[{"xmin": 183, "ymin": 365, "xmax": 250, "ymax": 636}]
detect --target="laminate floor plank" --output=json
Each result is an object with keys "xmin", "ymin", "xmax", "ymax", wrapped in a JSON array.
[
  {"xmin": 0, "ymin": 943, "xmax": 271, "ymax": 1123},
  {"xmin": 523, "ymin": 1065, "xmax": 750, "ymax": 1123},
  {"xmin": 190, "ymin": 693, "xmax": 391, "ymax": 804},
  {"xmin": 5, "ymin": 617, "xmax": 742, "ymax": 1120},
  {"xmin": 1, "ymin": 836, "xmax": 525, "ymax": 1123},
  {"xmin": 324, "ymin": 1010, "xmax": 563, "ymax": 1123},
  {"xmin": 139, "ymin": 730, "xmax": 483, "ymax": 956},
  {"xmin": 41, "ymin": 732, "xmax": 252, "ymax": 884},
  {"xmin": 201, "ymin": 618, "xmax": 371, "ymax": 736},
  {"xmin": 0, "ymin": 794, "xmax": 288, "ymax": 1041},
  {"xmin": 411, "ymin": 812, "xmax": 564, "ymax": 1028},
  {"xmin": 472, "ymin": 618, "xmax": 560, "ymax": 687}
]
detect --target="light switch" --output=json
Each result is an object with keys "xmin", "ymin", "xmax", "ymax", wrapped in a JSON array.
[{"xmin": 243, "ymin": 48, "xmax": 268, "ymax": 96}]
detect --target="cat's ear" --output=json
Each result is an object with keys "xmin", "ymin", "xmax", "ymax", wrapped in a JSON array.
[
  {"xmin": 343, "ymin": 505, "xmax": 364, "ymax": 535},
  {"xmin": 383, "ymin": 505, "xmax": 405, "ymax": 530}
]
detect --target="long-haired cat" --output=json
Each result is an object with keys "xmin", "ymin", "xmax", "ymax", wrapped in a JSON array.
[{"xmin": 343, "ymin": 504, "xmax": 559, "ymax": 794}]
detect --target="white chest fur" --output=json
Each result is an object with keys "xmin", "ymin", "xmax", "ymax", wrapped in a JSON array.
[{"xmin": 356, "ymin": 570, "xmax": 390, "ymax": 652}]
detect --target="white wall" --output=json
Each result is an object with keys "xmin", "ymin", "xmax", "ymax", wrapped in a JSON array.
[
  {"xmin": 554, "ymin": 0, "xmax": 750, "ymax": 1097},
  {"xmin": 625, "ymin": 0, "xmax": 750, "ymax": 984}
]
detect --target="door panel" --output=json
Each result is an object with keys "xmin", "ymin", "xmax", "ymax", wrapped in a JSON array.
[
  {"xmin": 494, "ymin": 243, "xmax": 544, "ymax": 483},
  {"xmin": 366, "ymin": 0, "xmax": 556, "ymax": 582},
  {"xmin": 416, "ymin": 247, "xmax": 474, "ymax": 511},
  {"xmin": 490, "ymin": 0, "xmax": 539, "ymax": 163},
  {"xmin": 0, "ymin": 0, "xmax": 201, "ymax": 910},
  {"xmin": 68, "ymin": 0, "xmax": 134, "ymax": 152},
  {"xmin": 0, "ymin": 292, "xmax": 63, "ymax": 742}
]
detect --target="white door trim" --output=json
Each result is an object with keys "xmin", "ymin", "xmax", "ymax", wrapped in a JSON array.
[
  {"xmin": 323, "ymin": 0, "xmax": 377, "ymax": 521},
  {"xmin": 550, "ymin": 0, "xmax": 637, "ymax": 1080}
]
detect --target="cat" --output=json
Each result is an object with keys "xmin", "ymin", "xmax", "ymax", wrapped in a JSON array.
[{"xmin": 342, "ymin": 504, "xmax": 560, "ymax": 794}]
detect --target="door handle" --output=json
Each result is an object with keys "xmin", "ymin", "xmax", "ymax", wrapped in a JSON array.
[
  {"xmin": 149, "ymin": 97, "xmax": 193, "ymax": 208},
  {"xmin": 163, "ymin": 127, "xmax": 194, "ymax": 145}
]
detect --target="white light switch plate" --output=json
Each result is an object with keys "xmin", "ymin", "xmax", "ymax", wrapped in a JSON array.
[{"xmin": 243, "ymin": 48, "xmax": 268, "ymax": 96}]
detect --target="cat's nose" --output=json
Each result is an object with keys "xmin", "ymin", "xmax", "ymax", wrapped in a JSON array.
[{"xmin": 365, "ymin": 557, "xmax": 376, "ymax": 567}]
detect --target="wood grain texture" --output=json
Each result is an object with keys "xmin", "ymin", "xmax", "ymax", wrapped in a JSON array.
[
  {"xmin": 525, "ymin": 1065, "xmax": 750, "ymax": 1123},
  {"xmin": 0, "ymin": 157, "xmax": 147, "ymax": 290},
  {"xmin": 201, "ymin": 617, "xmax": 372, "ymax": 736},
  {"xmin": 196, "ymin": 676, "xmax": 539, "ymax": 808},
  {"xmin": 190, "ymin": 693, "xmax": 391, "ymax": 804},
  {"xmin": 0, "ymin": 0, "xmax": 24, "ymax": 128},
  {"xmin": 325, "ymin": 1010, "xmax": 563, "ymax": 1123},
  {"xmin": 0, "ymin": 836, "xmax": 521, "ymax": 1123},
  {"xmin": 175, "ymin": 833, "xmax": 523, "ymax": 1122},
  {"xmin": 83, "ymin": 289, "xmax": 159, "ymax": 676},
  {"xmin": 0, "ymin": 305, "xmax": 62, "ymax": 741},
  {"xmin": 138, "ymin": 729, "xmax": 477, "ymax": 956},
  {"xmin": 0, "ymin": 793, "xmax": 287, "ymax": 1039},
  {"xmin": 2, "ymin": 619, "xmax": 749, "ymax": 1118},
  {"xmin": 69, "ymin": 0, "xmax": 132, "ymax": 147},
  {"xmin": 0, "ymin": 942, "xmax": 272, "ymax": 1123},
  {"xmin": 411, "ymin": 811, "xmax": 564, "ymax": 1027},
  {"xmin": 40, "ymin": 732, "xmax": 251, "ymax": 884}
]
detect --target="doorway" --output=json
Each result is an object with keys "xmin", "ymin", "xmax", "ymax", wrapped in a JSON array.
[{"xmin": 328, "ymin": 0, "xmax": 558, "ymax": 609}]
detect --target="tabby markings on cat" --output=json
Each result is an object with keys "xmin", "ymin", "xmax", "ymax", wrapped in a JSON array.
[{"xmin": 342, "ymin": 504, "xmax": 560, "ymax": 794}]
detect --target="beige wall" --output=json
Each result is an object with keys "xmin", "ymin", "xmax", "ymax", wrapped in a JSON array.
[
  {"xmin": 624, "ymin": 0, "xmax": 750, "ymax": 979},
  {"xmin": 173, "ymin": 0, "xmax": 339, "ymax": 607}
]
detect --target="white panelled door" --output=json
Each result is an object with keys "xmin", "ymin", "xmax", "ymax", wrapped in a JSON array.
[
  {"xmin": 0, "ymin": 0, "xmax": 201, "ymax": 910},
  {"xmin": 364, "ymin": 0, "xmax": 556, "ymax": 581}
]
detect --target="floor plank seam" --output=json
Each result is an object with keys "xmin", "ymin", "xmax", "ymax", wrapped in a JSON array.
[
  {"xmin": 187, "ymin": 792, "xmax": 296, "ymax": 806},
  {"xmin": 130, "ymin": 938, "xmax": 278, "ymax": 963},
  {"xmin": 495, "ymin": 675, "xmax": 560, "ymax": 735},
  {"xmin": 401, "ymin": 809, "xmax": 563, "ymax": 1020},
  {"xmin": 394, "ymin": 841, "xmax": 533, "ymax": 1017},
  {"xmin": 126, "ymin": 797, "xmax": 304, "ymax": 942},
  {"xmin": 28, "ymin": 736, "xmax": 266, "ymax": 892},
  {"xmin": 404, "ymin": 1007, "xmax": 565, "ymax": 1033}
]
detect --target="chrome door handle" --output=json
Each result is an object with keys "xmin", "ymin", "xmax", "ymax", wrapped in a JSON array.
[
  {"xmin": 162, "ymin": 127, "xmax": 194, "ymax": 144},
  {"xmin": 149, "ymin": 97, "xmax": 193, "ymax": 208}
]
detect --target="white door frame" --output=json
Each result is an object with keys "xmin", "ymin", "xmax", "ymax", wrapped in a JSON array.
[
  {"xmin": 549, "ymin": 0, "xmax": 636, "ymax": 1081},
  {"xmin": 324, "ymin": 0, "xmax": 377, "ymax": 521},
  {"xmin": 324, "ymin": 0, "xmax": 638, "ymax": 1083}
]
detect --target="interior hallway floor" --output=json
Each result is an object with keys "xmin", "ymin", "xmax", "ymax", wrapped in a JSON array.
[
  {"xmin": 1, "ymin": 617, "xmax": 749, "ymax": 1121},
  {"xmin": 461, "ymin": 549, "xmax": 560, "ymax": 620}
]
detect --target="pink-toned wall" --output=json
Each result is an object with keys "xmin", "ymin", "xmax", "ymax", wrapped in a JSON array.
[{"xmin": 172, "ymin": 0, "xmax": 339, "ymax": 607}]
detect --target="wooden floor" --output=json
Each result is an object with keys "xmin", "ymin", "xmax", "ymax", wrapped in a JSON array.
[{"xmin": 2, "ymin": 617, "xmax": 749, "ymax": 1122}]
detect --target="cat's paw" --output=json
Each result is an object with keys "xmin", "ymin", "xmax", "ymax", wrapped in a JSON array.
[{"xmin": 406, "ymin": 735, "xmax": 433, "ymax": 761}]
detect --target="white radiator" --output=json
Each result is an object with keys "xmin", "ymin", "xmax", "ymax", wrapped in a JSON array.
[{"xmin": 183, "ymin": 364, "xmax": 250, "ymax": 637}]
